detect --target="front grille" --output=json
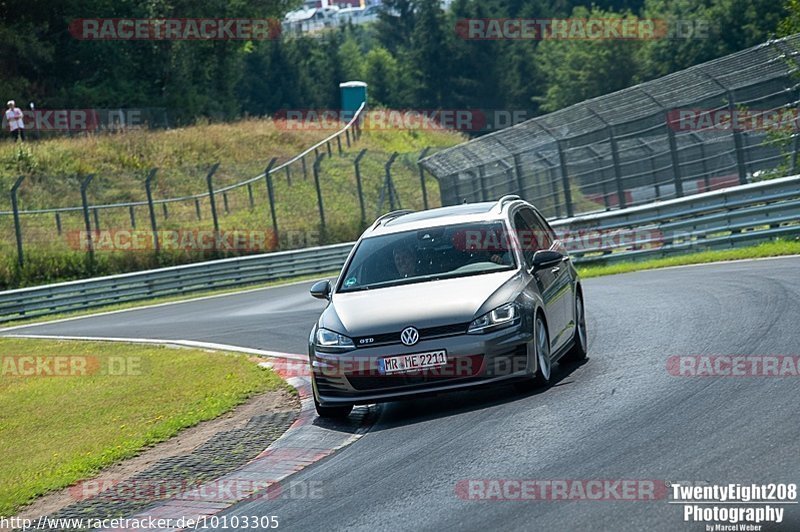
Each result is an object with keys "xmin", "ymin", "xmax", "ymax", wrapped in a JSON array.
[{"xmin": 354, "ymin": 322, "xmax": 469, "ymax": 348}]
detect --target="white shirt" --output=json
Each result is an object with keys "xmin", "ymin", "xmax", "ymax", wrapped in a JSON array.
[{"xmin": 5, "ymin": 107, "xmax": 25, "ymax": 131}]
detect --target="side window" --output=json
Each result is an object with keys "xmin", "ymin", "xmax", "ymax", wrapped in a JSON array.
[
  {"xmin": 533, "ymin": 210, "xmax": 557, "ymax": 246},
  {"xmin": 513, "ymin": 212, "xmax": 536, "ymax": 267},
  {"xmin": 521, "ymin": 208, "xmax": 552, "ymax": 250}
]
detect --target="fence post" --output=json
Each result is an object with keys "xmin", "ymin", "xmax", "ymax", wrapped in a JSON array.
[
  {"xmin": 10, "ymin": 176, "xmax": 25, "ymax": 267},
  {"xmin": 607, "ymin": 128, "xmax": 626, "ymax": 209},
  {"xmin": 512, "ymin": 154, "xmax": 525, "ymax": 197},
  {"xmin": 354, "ymin": 148, "xmax": 368, "ymax": 227},
  {"xmin": 727, "ymin": 91, "xmax": 748, "ymax": 185},
  {"xmin": 145, "ymin": 168, "xmax": 159, "ymax": 253},
  {"xmin": 690, "ymin": 132, "xmax": 710, "ymax": 191},
  {"xmin": 301, "ymin": 155, "xmax": 308, "ymax": 180},
  {"xmin": 665, "ymin": 113, "xmax": 685, "ymax": 197},
  {"xmin": 285, "ymin": 164, "xmax": 291, "ymax": 186},
  {"xmin": 55, "ymin": 212, "xmax": 62, "ymax": 235},
  {"xmin": 336, "ymin": 134, "xmax": 343, "ymax": 155},
  {"xmin": 80, "ymin": 174, "xmax": 95, "ymax": 264},
  {"xmin": 326, "ymin": 140, "xmax": 333, "ymax": 158},
  {"xmin": 345, "ymin": 128, "xmax": 351, "ymax": 148},
  {"xmin": 555, "ymin": 142, "xmax": 573, "ymax": 217},
  {"xmin": 313, "ymin": 153, "xmax": 327, "ymax": 236},
  {"xmin": 637, "ymin": 140, "xmax": 660, "ymax": 200},
  {"xmin": 247, "ymin": 183, "xmax": 254, "ymax": 209},
  {"xmin": 93, "ymin": 208, "xmax": 101, "ymax": 231},
  {"xmin": 195, "ymin": 198, "xmax": 202, "ymax": 220},
  {"xmin": 223, "ymin": 191, "xmax": 229, "ymax": 214},
  {"xmin": 477, "ymin": 166, "xmax": 489, "ymax": 201},
  {"xmin": 129, "ymin": 205, "xmax": 136, "ymax": 228},
  {"xmin": 417, "ymin": 147, "xmax": 431, "ymax": 210},
  {"xmin": 384, "ymin": 152, "xmax": 400, "ymax": 210},
  {"xmin": 161, "ymin": 203, "xmax": 169, "ymax": 219},
  {"xmin": 264, "ymin": 157, "xmax": 279, "ymax": 246},
  {"xmin": 205, "ymin": 163, "xmax": 221, "ymax": 248}
]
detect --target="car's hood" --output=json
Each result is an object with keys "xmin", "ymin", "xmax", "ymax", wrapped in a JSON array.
[{"xmin": 321, "ymin": 270, "xmax": 521, "ymax": 335}]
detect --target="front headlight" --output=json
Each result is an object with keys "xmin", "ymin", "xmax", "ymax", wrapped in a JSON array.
[
  {"xmin": 468, "ymin": 302, "xmax": 520, "ymax": 334},
  {"xmin": 315, "ymin": 328, "xmax": 355, "ymax": 352}
]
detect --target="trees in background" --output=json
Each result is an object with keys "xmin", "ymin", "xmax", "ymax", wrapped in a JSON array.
[{"xmin": 0, "ymin": 0, "xmax": 793, "ymax": 129}]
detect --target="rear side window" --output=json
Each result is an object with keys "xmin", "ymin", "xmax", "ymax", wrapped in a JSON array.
[
  {"xmin": 513, "ymin": 213, "xmax": 537, "ymax": 267},
  {"xmin": 521, "ymin": 208, "xmax": 553, "ymax": 250}
]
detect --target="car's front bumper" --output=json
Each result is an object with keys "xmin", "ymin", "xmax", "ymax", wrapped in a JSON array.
[{"xmin": 310, "ymin": 324, "xmax": 532, "ymax": 406}]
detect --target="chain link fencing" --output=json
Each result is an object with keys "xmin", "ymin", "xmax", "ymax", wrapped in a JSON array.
[{"xmin": 421, "ymin": 34, "xmax": 800, "ymax": 220}]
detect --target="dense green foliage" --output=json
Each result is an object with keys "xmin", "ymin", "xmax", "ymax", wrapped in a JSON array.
[{"xmin": 0, "ymin": 0, "xmax": 789, "ymax": 125}]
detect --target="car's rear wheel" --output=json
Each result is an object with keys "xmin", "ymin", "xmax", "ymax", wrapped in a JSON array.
[
  {"xmin": 562, "ymin": 291, "xmax": 588, "ymax": 363},
  {"xmin": 515, "ymin": 314, "xmax": 551, "ymax": 391},
  {"xmin": 314, "ymin": 398, "xmax": 353, "ymax": 418}
]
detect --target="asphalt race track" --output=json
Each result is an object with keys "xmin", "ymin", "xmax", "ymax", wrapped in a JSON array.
[{"xmin": 4, "ymin": 257, "xmax": 799, "ymax": 531}]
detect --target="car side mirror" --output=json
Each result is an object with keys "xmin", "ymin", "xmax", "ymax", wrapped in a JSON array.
[
  {"xmin": 310, "ymin": 279, "xmax": 332, "ymax": 300},
  {"xmin": 531, "ymin": 250, "xmax": 564, "ymax": 272}
]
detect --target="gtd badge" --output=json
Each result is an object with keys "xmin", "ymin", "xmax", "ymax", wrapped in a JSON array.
[
  {"xmin": 400, "ymin": 327, "xmax": 419, "ymax": 346},
  {"xmin": 359, "ymin": 338, "xmax": 374, "ymax": 345}
]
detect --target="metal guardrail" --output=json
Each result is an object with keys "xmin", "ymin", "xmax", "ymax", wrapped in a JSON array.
[
  {"xmin": 0, "ymin": 243, "xmax": 353, "ymax": 323},
  {"xmin": 553, "ymin": 173, "xmax": 800, "ymax": 264},
  {"xmin": 1, "ymin": 175, "xmax": 798, "ymax": 324}
]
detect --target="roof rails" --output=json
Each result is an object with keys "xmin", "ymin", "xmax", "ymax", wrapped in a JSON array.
[
  {"xmin": 372, "ymin": 209, "xmax": 414, "ymax": 229},
  {"xmin": 492, "ymin": 195, "xmax": 521, "ymax": 213}
]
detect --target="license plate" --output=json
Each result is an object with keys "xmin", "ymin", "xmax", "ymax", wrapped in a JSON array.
[{"xmin": 378, "ymin": 350, "xmax": 447, "ymax": 375}]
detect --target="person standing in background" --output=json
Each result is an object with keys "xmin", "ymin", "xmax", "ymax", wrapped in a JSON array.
[{"xmin": 5, "ymin": 100, "xmax": 25, "ymax": 142}]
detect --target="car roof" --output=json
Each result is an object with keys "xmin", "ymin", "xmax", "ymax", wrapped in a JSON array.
[{"xmin": 365, "ymin": 200, "xmax": 519, "ymax": 238}]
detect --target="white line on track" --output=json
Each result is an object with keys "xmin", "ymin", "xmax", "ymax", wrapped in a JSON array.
[
  {"xmin": 3, "ymin": 333, "xmax": 307, "ymax": 361},
  {"xmin": 0, "ymin": 276, "xmax": 327, "ymax": 334}
]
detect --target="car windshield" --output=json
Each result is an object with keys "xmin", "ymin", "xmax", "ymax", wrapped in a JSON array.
[{"xmin": 338, "ymin": 221, "xmax": 516, "ymax": 292}]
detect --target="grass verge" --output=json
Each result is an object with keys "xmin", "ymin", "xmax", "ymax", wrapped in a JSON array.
[
  {"xmin": 577, "ymin": 239, "xmax": 800, "ymax": 278},
  {"xmin": 0, "ymin": 337, "xmax": 290, "ymax": 515}
]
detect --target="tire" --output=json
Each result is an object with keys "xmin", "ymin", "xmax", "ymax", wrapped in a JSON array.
[
  {"xmin": 562, "ymin": 291, "xmax": 588, "ymax": 363},
  {"xmin": 314, "ymin": 398, "xmax": 353, "ymax": 418},
  {"xmin": 515, "ymin": 314, "xmax": 552, "ymax": 392}
]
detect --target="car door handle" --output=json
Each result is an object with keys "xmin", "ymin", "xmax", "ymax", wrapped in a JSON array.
[{"xmin": 550, "ymin": 266, "xmax": 560, "ymax": 273}]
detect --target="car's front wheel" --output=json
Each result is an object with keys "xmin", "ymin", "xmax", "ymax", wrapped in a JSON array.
[
  {"xmin": 562, "ymin": 291, "xmax": 588, "ymax": 363},
  {"xmin": 515, "ymin": 314, "xmax": 551, "ymax": 392},
  {"xmin": 314, "ymin": 398, "xmax": 353, "ymax": 418}
]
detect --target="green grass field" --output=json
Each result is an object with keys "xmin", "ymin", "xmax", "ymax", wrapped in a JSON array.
[
  {"xmin": 0, "ymin": 338, "xmax": 291, "ymax": 515},
  {"xmin": 0, "ymin": 120, "xmax": 464, "ymax": 289}
]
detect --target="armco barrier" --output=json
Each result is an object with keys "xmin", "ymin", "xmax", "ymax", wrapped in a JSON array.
[
  {"xmin": 0, "ymin": 243, "xmax": 353, "ymax": 323},
  {"xmin": 553, "ymin": 173, "xmax": 800, "ymax": 263},
  {"xmin": 1, "ymin": 175, "xmax": 798, "ymax": 323}
]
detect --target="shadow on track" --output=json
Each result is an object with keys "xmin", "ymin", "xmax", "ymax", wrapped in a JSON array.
[{"xmin": 314, "ymin": 358, "xmax": 589, "ymax": 433}]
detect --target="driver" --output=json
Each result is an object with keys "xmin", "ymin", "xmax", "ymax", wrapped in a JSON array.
[{"xmin": 393, "ymin": 245, "xmax": 417, "ymax": 277}]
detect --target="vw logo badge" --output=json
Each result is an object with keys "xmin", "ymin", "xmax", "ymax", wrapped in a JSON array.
[{"xmin": 400, "ymin": 326, "xmax": 419, "ymax": 346}]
